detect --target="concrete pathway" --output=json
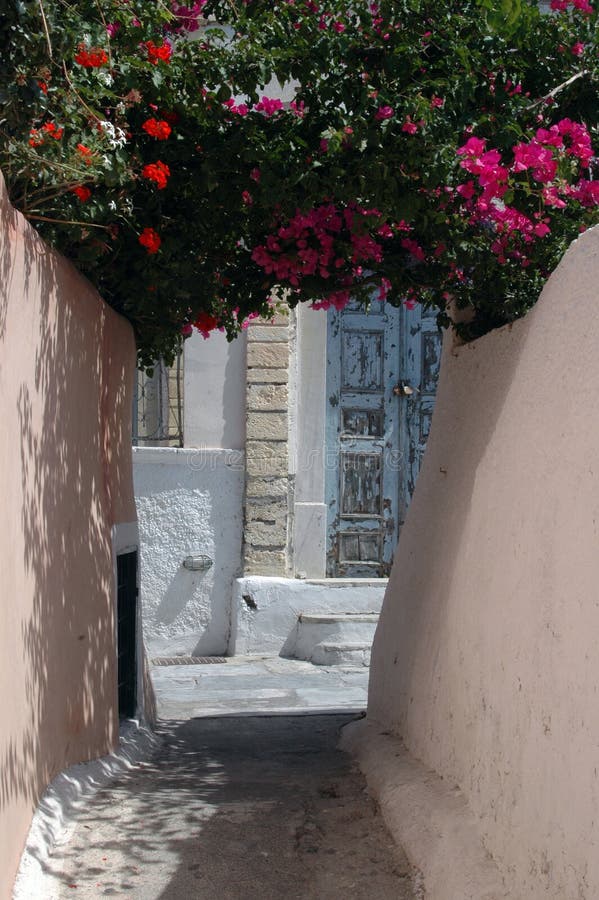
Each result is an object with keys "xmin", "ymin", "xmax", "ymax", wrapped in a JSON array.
[
  {"xmin": 39, "ymin": 659, "xmax": 418, "ymax": 899},
  {"xmin": 151, "ymin": 654, "xmax": 370, "ymax": 719}
]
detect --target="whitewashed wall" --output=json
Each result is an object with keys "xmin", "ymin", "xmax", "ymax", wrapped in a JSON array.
[
  {"xmin": 134, "ymin": 447, "xmax": 244, "ymax": 657},
  {"xmin": 134, "ymin": 329, "xmax": 247, "ymax": 657},
  {"xmin": 184, "ymin": 329, "xmax": 246, "ymax": 450}
]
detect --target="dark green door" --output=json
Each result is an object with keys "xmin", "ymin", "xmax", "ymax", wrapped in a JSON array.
[{"xmin": 117, "ymin": 551, "xmax": 138, "ymax": 719}]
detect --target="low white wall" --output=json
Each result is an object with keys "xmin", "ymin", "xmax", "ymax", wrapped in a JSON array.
[
  {"xmin": 133, "ymin": 447, "xmax": 244, "ymax": 657},
  {"xmin": 231, "ymin": 576, "xmax": 387, "ymax": 655},
  {"xmin": 368, "ymin": 226, "xmax": 599, "ymax": 898}
]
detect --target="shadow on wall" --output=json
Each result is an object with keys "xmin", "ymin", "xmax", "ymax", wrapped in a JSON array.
[
  {"xmin": 191, "ymin": 337, "xmax": 246, "ymax": 654},
  {"xmin": 221, "ymin": 330, "xmax": 247, "ymax": 452},
  {"xmin": 370, "ymin": 319, "xmax": 530, "ymax": 730},
  {"xmin": 0, "ymin": 188, "xmax": 134, "ymax": 891}
]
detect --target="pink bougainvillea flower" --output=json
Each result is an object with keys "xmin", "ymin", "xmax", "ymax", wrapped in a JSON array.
[
  {"xmin": 571, "ymin": 41, "xmax": 585, "ymax": 55},
  {"xmin": 570, "ymin": 179, "xmax": 599, "ymax": 206},
  {"xmin": 138, "ymin": 227, "xmax": 161, "ymax": 254},
  {"xmin": 551, "ymin": 0, "xmax": 593, "ymax": 11},
  {"xmin": 512, "ymin": 141, "xmax": 558, "ymax": 183},
  {"xmin": 142, "ymin": 118, "xmax": 172, "ymax": 140},
  {"xmin": 401, "ymin": 117, "xmax": 418, "ymax": 134},
  {"xmin": 290, "ymin": 99, "xmax": 306, "ymax": 117},
  {"xmin": 457, "ymin": 136, "xmax": 487, "ymax": 157},
  {"xmin": 223, "ymin": 98, "xmax": 249, "ymax": 116},
  {"xmin": 170, "ymin": 1, "xmax": 207, "ymax": 32},
  {"xmin": 374, "ymin": 105, "xmax": 394, "ymax": 121},
  {"xmin": 535, "ymin": 125, "xmax": 563, "ymax": 148},
  {"xmin": 181, "ymin": 323, "xmax": 193, "ymax": 337},
  {"xmin": 541, "ymin": 186, "xmax": 567, "ymax": 208},
  {"xmin": 142, "ymin": 160, "xmax": 171, "ymax": 189},
  {"xmin": 456, "ymin": 180, "xmax": 477, "ymax": 200},
  {"xmin": 253, "ymin": 96, "xmax": 284, "ymax": 116}
]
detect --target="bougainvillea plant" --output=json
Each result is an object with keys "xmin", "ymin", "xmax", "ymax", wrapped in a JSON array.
[{"xmin": 1, "ymin": 0, "xmax": 598, "ymax": 367}]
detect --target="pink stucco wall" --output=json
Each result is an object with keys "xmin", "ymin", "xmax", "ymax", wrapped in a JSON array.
[
  {"xmin": 368, "ymin": 225, "xmax": 599, "ymax": 898},
  {"xmin": 0, "ymin": 174, "xmax": 137, "ymax": 898}
]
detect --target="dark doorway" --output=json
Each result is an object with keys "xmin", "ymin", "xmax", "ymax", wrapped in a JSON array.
[{"xmin": 117, "ymin": 550, "xmax": 138, "ymax": 719}]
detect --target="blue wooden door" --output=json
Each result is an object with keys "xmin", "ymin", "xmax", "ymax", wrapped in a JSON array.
[{"xmin": 325, "ymin": 301, "xmax": 441, "ymax": 577}]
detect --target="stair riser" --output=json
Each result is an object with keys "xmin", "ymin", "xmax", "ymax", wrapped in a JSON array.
[
  {"xmin": 289, "ymin": 620, "xmax": 378, "ymax": 661},
  {"xmin": 311, "ymin": 645, "xmax": 372, "ymax": 667}
]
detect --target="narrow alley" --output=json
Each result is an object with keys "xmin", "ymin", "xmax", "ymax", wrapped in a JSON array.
[{"xmin": 39, "ymin": 663, "xmax": 418, "ymax": 899}]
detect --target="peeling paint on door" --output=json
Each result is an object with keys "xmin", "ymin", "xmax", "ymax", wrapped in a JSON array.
[{"xmin": 325, "ymin": 301, "xmax": 441, "ymax": 577}]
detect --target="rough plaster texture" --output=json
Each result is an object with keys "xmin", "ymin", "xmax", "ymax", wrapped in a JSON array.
[
  {"xmin": 230, "ymin": 576, "xmax": 387, "ymax": 655},
  {"xmin": 13, "ymin": 721, "xmax": 158, "ymax": 900},
  {"xmin": 133, "ymin": 447, "xmax": 244, "ymax": 657},
  {"xmin": 0, "ymin": 172, "xmax": 137, "ymax": 900},
  {"xmin": 368, "ymin": 225, "xmax": 599, "ymax": 899}
]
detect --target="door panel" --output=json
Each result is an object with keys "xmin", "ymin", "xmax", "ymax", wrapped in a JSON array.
[
  {"xmin": 326, "ymin": 302, "xmax": 401, "ymax": 577},
  {"xmin": 117, "ymin": 550, "xmax": 138, "ymax": 719},
  {"xmin": 326, "ymin": 302, "xmax": 441, "ymax": 577},
  {"xmin": 400, "ymin": 305, "xmax": 443, "ymax": 523}
]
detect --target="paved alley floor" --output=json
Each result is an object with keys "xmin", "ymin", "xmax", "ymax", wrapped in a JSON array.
[
  {"xmin": 39, "ymin": 659, "xmax": 417, "ymax": 898},
  {"xmin": 151, "ymin": 654, "xmax": 370, "ymax": 718}
]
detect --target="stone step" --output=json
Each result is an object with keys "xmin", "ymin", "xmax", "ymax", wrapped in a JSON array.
[
  {"xmin": 285, "ymin": 611, "xmax": 379, "ymax": 664},
  {"xmin": 310, "ymin": 641, "xmax": 372, "ymax": 667},
  {"xmin": 298, "ymin": 613, "xmax": 379, "ymax": 625}
]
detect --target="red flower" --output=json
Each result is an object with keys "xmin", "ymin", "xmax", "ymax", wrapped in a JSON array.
[
  {"xmin": 71, "ymin": 185, "xmax": 91, "ymax": 202},
  {"xmin": 193, "ymin": 311, "xmax": 219, "ymax": 338},
  {"xmin": 42, "ymin": 121, "xmax": 64, "ymax": 139},
  {"xmin": 74, "ymin": 47, "xmax": 109, "ymax": 68},
  {"xmin": 145, "ymin": 40, "xmax": 172, "ymax": 65},
  {"xmin": 142, "ymin": 118, "xmax": 172, "ymax": 140},
  {"xmin": 142, "ymin": 160, "xmax": 170, "ymax": 189},
  {"xmin": 138, "ymin": 228, "xmax": 161, "ymax": 254},
  {"xmin": 76, "ymin": 143, "xmax": 93, "ymax": 165},
  {"xmin": 37, "ymin": 81, "xmax": 48, "ymax": 94},
  {"xmin": 28, "ymin": 129, "xmax": 44, "ymax": 147}
]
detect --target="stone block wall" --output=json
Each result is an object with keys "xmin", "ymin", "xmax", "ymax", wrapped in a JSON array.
[{"xmin": 244, "ymin": 316, "xmax": 291, "ymax": 575}]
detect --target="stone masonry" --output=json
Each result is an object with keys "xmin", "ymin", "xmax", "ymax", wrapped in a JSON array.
[{"xmin": 243, "ymin": 317, "xmax": 291, "ymax": 575}]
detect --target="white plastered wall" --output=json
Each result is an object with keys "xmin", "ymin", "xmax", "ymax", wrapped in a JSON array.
[
  {"xmin": 292, "ymin": 303, "xmax": 328, "ymax": 577},
  {"xmin": 365, "ymin": 225, "xmax": 599, "ymax": 898},
  {"xmin": 184, "ymin": 329, "xmax": 246, "ymax": 450},
  {"xmin": 134, "ymin": 447, "xmax": 244, "ymax": 657},
  {"xmin": 134, "ymin": 330, "xmax": 247, "ymax": 658}
]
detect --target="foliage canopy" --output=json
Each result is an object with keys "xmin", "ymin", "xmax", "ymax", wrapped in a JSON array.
[{"xmin": 1, "ymin": 0, "xmax": 598, "ymax": 365}]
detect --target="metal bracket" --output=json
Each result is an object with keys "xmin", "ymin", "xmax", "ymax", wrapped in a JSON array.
[{"xmin": 393, "ymin": 380, "xmax": 419, "ymax": 397}]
